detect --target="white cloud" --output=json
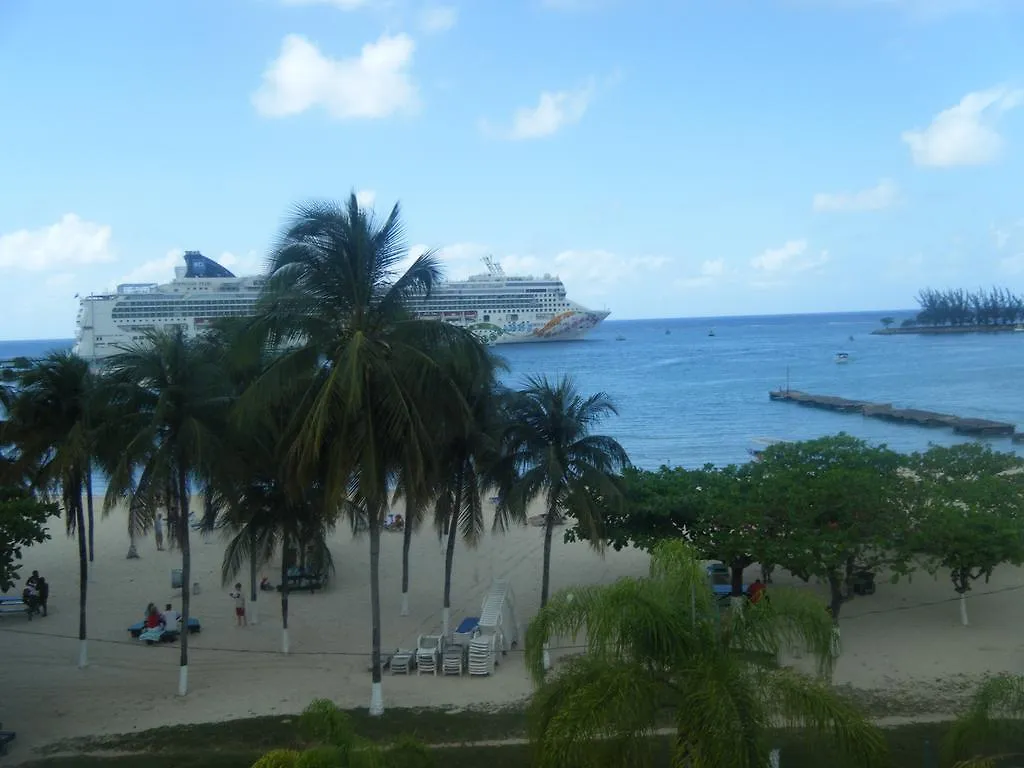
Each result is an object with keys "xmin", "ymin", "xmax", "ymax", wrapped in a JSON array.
[
  {"xmin": 419, "ymin": 5, "xmax": 457, "ymax": 33},
  {"xmin": 252, "ymin": 33, "xmax": 418, "ymax": 121},
  {"xmin": 812, "ymin": 179, "xmax": 898, "ymax": 212},
  {"xmin": 482, "ymin": 82, "xmax": 595, "ymax": 140},
  {"xmin": 280, "ymin": 0, "xmax": 374, "ymax": 9},
  {"xmin": 0, "ymin": 214, "xmax": 115, "ymax": 271},
  {"xmin": 751, "ymin": 240, "xmax": 829, "ymax": 275},
  {"xmin": 902, "ymin": 87, "xmax": 1023, "ymax": 167},
  {"xmin": 355, "ymin": 189, "xmax": 377, "ymax": 208},
  {"xmin": 675, "ymin": 259, "xmax": 730, "ymax": 289}
]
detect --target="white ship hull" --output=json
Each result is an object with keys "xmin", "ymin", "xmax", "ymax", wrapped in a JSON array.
[{"xmin": 74, "ymin": 253, "xmax": 609, "ymax": 360}]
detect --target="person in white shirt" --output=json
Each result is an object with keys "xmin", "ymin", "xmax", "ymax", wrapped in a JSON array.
[{"xmin": 160, "ymin": 603, "xmax": 180, "ymax": 629}]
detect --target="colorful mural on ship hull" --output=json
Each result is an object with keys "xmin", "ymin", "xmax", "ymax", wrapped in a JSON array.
[{"xmin": 466, "ymin": 310, "xmax": 607, "ymax": 345}]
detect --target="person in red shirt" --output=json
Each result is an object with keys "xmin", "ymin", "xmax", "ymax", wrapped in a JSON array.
[
  {"xmin": 748, "ymin": 579, "xmax": 767, "ymax": 605},
  {"xmin": 144, "ymin": 603, "xmax": 161, "ymax": 629}
]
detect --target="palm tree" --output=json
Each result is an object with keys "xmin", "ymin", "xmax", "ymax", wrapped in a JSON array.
[
  {"xmin": 250, "ymin": 194, "xmax": 490, "ymax": 715},
  {"xmin": 6, "ymin": 352, "xmax": 98, "ymax": 668},
  {"xmin": 944, "ymin": 674, "xmax": 1024, "ymax": 768},
  {"xmin": 497, "ymin": 375, "xmax": 629, "ymax": 610},
  {"xmin": 526, "ymin": 539, "xmax": 889, "ymax": 768},
  {"xmin": 432, "ymin": 361, "xmax": 508, "ymax": 636},
  {"xmin": 103, "ymin": 327, "xmax": 229, "ymax": 695}
]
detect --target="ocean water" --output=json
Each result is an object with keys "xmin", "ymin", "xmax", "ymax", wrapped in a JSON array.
[{"xmin": 5, "ymin": 311, "xmax": 1024, "ymax": 474}]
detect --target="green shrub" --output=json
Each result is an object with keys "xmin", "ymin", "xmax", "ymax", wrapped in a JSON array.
[
  {"xmin": 251, "ymin": 749, "xmax": 301, "ymax": 768},
  {"xmin": 299, "ymin": 699, "xmax": 355, "ymax": 750},
  {"xmin": 384, "ymin": 735, "xmax": 436, "ymax": 768},
  {"xmin": 296, "ymin": 745, "xmax": 348, "ymax": 768}
]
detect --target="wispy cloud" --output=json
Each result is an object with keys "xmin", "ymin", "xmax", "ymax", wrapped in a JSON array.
[{"xmin": 813, "ymin": 179, "xmax": 899, "ymax": 212}]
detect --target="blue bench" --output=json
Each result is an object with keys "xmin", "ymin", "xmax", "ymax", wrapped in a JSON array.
[
  {"xmin": 128, "ymin": 617, "xmax": 201, "ymax": 639},
  {"xmin": 0, "ymin": 728, "xmax": 15, "ymax": 756},
  {"xmin": 0, "ymin": 597, "xmax": 28, "ymax": 617}
]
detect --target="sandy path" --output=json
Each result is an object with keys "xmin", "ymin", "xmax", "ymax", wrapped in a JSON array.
[{"xmin": 3, "ymin": 500, "xmax": 1024, "ymax": 764}]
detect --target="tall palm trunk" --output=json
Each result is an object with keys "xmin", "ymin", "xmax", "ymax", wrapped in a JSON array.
[
  {"xmin": 177, "ymin": 465, "xmax": 191, "ymax": 696},
  {"xmin": 85, "ymin": 465, "xmax": 95, "ymax": 563},
  {"xmin": 539, "ymin": 492, "xmax": 559, "ymax": 671},
  {"xmin": 249, "ymin": 530, "xmax": 259, "ymax": 625},
  {"xmin": 400, "ymin": 503, "xmax": 413, "ymax": 616},
  {"xmin": 369, "ymin": 511, "xmax": 384, "ymax": 716},
  {"xmin": 74, "ymin": 493, "xmax": 89, "ymax": 668},
  {"xmin": 442, "ymin": 475, "xmax": 462, "ymax": 638},
  {"xmin": 280, "ymin": 542, "xmax": 291, "ymax": 653}
]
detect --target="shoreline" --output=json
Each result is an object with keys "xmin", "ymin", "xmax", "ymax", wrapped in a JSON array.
[{"xmin": 872, "ymin": 325, "xmax": 1024, "ymax": 336}]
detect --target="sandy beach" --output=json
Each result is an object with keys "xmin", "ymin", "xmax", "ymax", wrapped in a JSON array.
[{"xmin": 3, "ymin": 498, "xmax": 1024, "ymax": 764}]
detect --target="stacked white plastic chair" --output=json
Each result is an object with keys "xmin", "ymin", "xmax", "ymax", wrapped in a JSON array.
[
  {"xmin": 467, "ymin": 633, "xmax": 497, "ymax": 676},
  {"xmin": 389, "ymin": 648, "xmax": 414, "ymax": 675},
  {"xmin": 468, "ymin": 579, "xmax": 520, "ymax": 676},
  {"xmin": 416, "ymin": 634, "xmax": 442, "ymax": 676}
]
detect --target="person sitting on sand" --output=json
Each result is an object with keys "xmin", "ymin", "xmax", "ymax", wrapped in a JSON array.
[
  {"xmin": 144, "ymin": 603, "xmax": 162, "ymax": 629},
  {"xmin": 160, "ymin": 602, "xmax": 180, "ymax": 629}
]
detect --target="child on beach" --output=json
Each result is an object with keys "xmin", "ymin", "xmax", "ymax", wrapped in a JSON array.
[
  {"xmin": 154, "ymin": 514, "xmax": 165, "ymax": 551},
  {"xmin": 229, "ymin": 583, "xmax": 246, "ymax": 626}
]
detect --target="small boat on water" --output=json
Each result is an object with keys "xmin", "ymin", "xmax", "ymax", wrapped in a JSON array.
[
  {"xmin": 835, "ymin": 352, "xmax": 850, "ymax": 364},
  {"xmin": 615, "ymin": 335, "xmax": 626, "ymax": 341},
  {"xmin": 708, "ymin": 329, "xmax": 715, "ymax": 337}
]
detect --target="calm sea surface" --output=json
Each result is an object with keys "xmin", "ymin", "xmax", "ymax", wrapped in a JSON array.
[{"xmin": 5, "ymin": 311, "xmax": 1024, "ymax": 475}]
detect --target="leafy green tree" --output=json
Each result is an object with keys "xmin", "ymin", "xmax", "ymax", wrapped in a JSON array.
[
  {"xmin": 905, "ymin": 443, "xmax": 1024, "ymax": 627},
  {"xmin": 565, "ymin": 464, "xmax": 703, "ymax": 552},
  {"xmin": 526, "ymin": 539, "xmax": 888, "ymax": 768},
  {"xmin": 880, "ymin": 316, "xmax": 895, "ymax": 329},
  {"xmin": 5, "ymin": 351, "xmax": 99, "ymax": 667},
  {"xmin": 103, "ymin": 327, "xmax": 229, "ymax": 695},
  {"xmin": 0, "ymin": 485, "xmax": 57, "ymax": 591},
  {"xmin": 250, "ymin": 195, "xmax": 489, "ymax": 715},
  {"xmin": 496, "ymin": 375, "xmax": 629, "ymax": 611},
  {"xmin": 749, "ymin": 435, "xmax": 908, "ymax": 630}
]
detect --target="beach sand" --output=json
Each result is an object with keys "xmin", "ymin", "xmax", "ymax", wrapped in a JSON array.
[{"xmin": 3, "ymin": 500, "xmax": 1024, "ymax": 763}]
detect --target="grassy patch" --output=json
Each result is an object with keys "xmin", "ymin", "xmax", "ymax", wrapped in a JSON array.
[
  {"xmin": 21, "ymin": 714, "xmax": 1024, "ymax": 768},
  {"xmin": 33, "ymin": 705, "xmax": 529, "ymax": 759}
]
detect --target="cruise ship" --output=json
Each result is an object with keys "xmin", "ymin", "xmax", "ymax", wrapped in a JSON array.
[{"xmin": 74, "ymin": 252, "xmax": 609, "ymax": 359}]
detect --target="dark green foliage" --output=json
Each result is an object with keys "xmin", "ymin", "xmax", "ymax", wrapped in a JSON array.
[
  {"xmin": 299, "ymin": 700, "xmax": 355, "ymax": 752},
  {"xmin": 295, "ymin": 746, "xmax": 347, "ymax": 768},
  {"xmin": 382, "ymin": 736, "xmax": 437, "ymax": 768},
  {"xmin": 250, "ymin": 750, "xmax": 300, "ymax": 768},
  {"xmin": 915, "ymin": 286, "xmax": 1024, "ymax": 327},
  {"xmin": 0, "ymin": 485, "xmax": 57, "ymax": 590},
  {"xmin": 904, "ymin": 444, "xmax": 1024, "ymax": 624}
]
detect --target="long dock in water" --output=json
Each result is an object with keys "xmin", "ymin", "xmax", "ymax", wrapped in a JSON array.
[{"xmin": 768, "ymin": 390, "xmax": 1017, "ymax": 437}]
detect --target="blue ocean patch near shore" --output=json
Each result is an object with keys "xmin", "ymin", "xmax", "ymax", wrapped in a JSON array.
[{"xmin": 4, "ymin": 309, "xmax": 1024, "ymax": 479}]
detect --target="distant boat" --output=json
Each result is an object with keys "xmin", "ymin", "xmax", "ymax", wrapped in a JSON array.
[
  {"xmin": 708, "ymin": 329, "xmax": 716, "ymax": 337},
  {"xmin": 615, "ymin": 335, "xmax": 626, "ymax": 341},
  {"xmin": 835, "ymin": 352, "xmax": 850, "ymax": 364},
  {"xmin": 665, "ymin": 329, "xmax": 671, "ymax": 335}
]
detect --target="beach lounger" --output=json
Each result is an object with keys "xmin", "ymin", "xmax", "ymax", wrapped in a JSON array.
[
  {"xmin": 416, "ymin": 634, "xmax": 443, "ymax": 676},
  {"xmin": 0, "ymin": 597, "xmax": 28, "ymax": 618},
  {"xmin": 389, "ymin": 649, "xmax": 415, "ymax": 675},
  {"xmin": 0, "ymin": 729, "xmax": 15, "ymax": 756},
  {"xmin": 276, "ymin": 567, "xmax": 325, "ymax": 593}
]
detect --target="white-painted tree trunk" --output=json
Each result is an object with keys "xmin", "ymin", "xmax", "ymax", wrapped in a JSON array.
[
  {"xmin": 442, "ymin": 606, "xmax": 451, "ymax": 638},
  {"xmin": 770, "ymin": 748, "xmax": 781, "ymax": 767},
  {"xmin": 281, "ymin": 628, "xmax": 290, "ymax": 654},
  {"xmin": 178, "ymin": 665, "xmax": 188, "ymax": 696},
  {"xmin": 730, "ymin": 595, "xmax": 746, "ymax": 614},
  {"xmin": 830, "ymin": 626, "xmax": 842, "ymax": 658},
  {"xmin": 960, "ymin": 592, "xmax": 969, "ymax": 626},
  {"xmin": 78, "ymin": 639, "xmax": 88, "ymax": 669},
  {"xmin": 249, "ymin": 597, "xmax": 258, "ymax": 625},
  {"xmin": 401, "ymin": 592, "xmax": 409, "ymax": 616},
  {"xmin": 369, "ymin": 681, "xmax": 384, "ymax": 716},
  {"xmin": 542, "ymin": 643, "xmax": 551, "ymax": 671}
]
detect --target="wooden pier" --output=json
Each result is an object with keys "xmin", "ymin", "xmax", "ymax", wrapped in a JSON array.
[{"xmin": 768, "ymin": 390, "xmax": 1017, "ymax": 437}]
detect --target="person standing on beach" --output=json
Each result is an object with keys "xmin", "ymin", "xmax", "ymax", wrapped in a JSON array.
[
  {"xmin": 229, "ymin": 583, "xmax": 246, "ymax": 626},
  {"xmin": 154, "ymin": 514, "xmax": 165, "ymax": 551}
]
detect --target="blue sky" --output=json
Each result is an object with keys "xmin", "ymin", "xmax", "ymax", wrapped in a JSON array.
[{"xmin": 1, "ymin": 0, "xmax": 1023, "ymax": 339}]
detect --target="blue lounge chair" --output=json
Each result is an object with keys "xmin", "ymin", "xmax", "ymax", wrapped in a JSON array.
[{"xmin": 128, "ymin": 616, "xmax": 201, "ymax": 640}]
